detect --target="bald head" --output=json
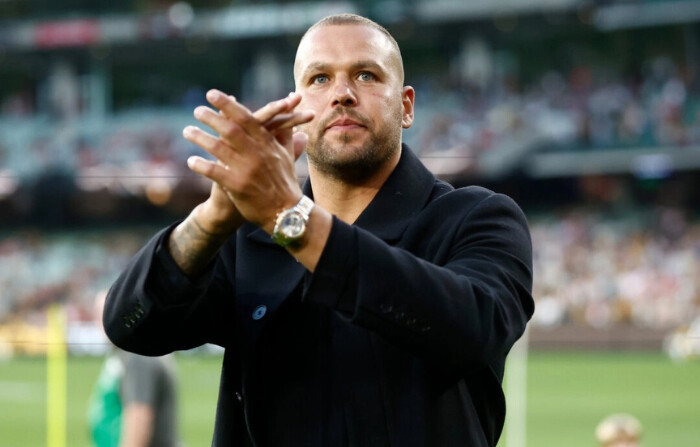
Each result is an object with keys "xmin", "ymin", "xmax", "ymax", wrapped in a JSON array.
[{"xmin": 294, "ymin": 13, "xmax": 405, "ymax": 85}]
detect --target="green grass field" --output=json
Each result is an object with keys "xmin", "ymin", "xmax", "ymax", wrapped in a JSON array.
[
  {"xmin": 510, "ymin": 352, "xmax": 700, "ymax": 446},
  {"xmin": 0, "ymin": 351, "xmax": 698, "ymax": 446}
]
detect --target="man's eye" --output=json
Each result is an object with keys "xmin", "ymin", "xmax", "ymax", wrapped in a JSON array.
[
  {"xmin": 312, "ymin": 75, "xmax": 329, "ymax": 84},
  {"xmin": 358, "ymin": 72, "xmax": 375, "ymax": 82}
]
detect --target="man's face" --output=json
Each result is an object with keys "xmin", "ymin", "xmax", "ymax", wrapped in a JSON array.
[{"xmin": 294, "ymin": 24, "xmax": 414, "ymax": 181}]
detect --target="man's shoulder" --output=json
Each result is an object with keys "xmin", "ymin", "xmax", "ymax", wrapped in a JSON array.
[
  {"xmin": 416, "ymin": 183, "xmax": 528, "ymax": 237},
  {"xmin": 428, "ymin": 183, "xmax": 517, "ymax": 212}
]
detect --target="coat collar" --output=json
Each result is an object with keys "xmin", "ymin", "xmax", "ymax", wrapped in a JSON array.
[
  {"xmin": 249, "ymin": 144, "xmax": 436, "ymax": 244},
  {"xmin": 343, "ymin": 144, "xmax": 435, "ymax": 241}
]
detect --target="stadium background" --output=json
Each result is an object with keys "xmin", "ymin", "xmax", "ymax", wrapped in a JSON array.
[{"xmin": 1, "ymin": 0, "xmax": 699, "ymax": 446}]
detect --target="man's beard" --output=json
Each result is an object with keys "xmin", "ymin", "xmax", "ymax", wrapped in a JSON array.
[{"xmin": 305, "ymin": 107, "xmax": 403, "ymax": 183}]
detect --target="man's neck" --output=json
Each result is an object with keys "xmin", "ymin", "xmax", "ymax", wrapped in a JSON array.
[{"xmin": 308, "ymin": 151, "xmax": 400, "ymax": 225}]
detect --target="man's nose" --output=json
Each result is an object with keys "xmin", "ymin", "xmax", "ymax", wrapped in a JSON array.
[{"xmin": 331, "ymin": 80, "xmax": 357, "ymax": 107}]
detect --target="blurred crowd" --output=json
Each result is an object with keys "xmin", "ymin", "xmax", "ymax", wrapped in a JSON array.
[
  {"xmin": 1, "ymin": 57, "xmax": 699, "ymax": 195},
  {"xmin": 0, "ymin": 228, "xmax": 154, "ymax": 355},
  {"xmin": 410, "ymin": 55, "xmax": 700, "ymax": 162},
  {"xmin": 0, "ymin": 107, "xmax": 200, "ymax": 201},
  {"xmin": 531, "ymin": 207, "xmax": 699, "ymax": 330}
]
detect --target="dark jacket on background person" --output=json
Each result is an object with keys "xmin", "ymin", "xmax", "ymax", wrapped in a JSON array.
[{"xmin": 104, "ymin": 145, "xmax": 534, "ymax": 447}]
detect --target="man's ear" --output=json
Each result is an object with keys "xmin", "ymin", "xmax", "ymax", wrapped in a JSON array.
[{"xmin": 401, "ymin": 86, "xmax": 415, "ymax": 129}]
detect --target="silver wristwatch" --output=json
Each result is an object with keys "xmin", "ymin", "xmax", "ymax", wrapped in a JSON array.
[{"xmin": 271, "ymin": 195, "xmax": 315, "ymax": 248}]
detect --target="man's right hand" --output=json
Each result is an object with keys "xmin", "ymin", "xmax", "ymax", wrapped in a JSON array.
[
  {"xmin": 168, "ymin": 93, "xmax": 312, "ymax": 277},
  {"xmin": 190, "ymin": 93, "xmax": 311, "ymax": 236}
]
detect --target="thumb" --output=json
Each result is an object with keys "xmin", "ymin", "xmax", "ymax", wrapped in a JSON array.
[
  {"xmin": 292, "ymin": 131, "xmax": 308, "ymax": 160},
  {"xmin": 275, "ymin": 126, "xmax": 293, "ymax": 154}
]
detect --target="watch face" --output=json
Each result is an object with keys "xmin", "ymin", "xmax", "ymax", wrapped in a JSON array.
[{"xmin": 280, "ymin": 211, "xmax": 305, "ymax": 238}]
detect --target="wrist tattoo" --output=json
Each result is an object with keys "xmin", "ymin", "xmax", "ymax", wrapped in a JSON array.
[
  {"xmin": 168, "ymin": 215, "xmax": 230, "ymax": 277},
  {"xmin": 191, "ymin": 215, "xmax": 230, "ymax": 238}
]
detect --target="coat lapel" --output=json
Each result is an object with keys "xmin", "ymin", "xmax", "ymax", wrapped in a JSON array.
[{"xmin": 353, "ymin": 144, "xmax": 438, "ymax": 241}]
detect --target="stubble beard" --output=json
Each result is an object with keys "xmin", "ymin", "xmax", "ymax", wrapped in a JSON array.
[{"xmin": 305, "ymin": 110, "xmax": 403, "ymax": 184}]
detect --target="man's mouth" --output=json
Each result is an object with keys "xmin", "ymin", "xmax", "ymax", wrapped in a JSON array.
[{"xmin": 325, "ymin": 116, "xmax": 366, "ymax": 132}]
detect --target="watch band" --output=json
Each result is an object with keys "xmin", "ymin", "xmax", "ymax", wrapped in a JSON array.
[
  {"xmin": 294, "ymin": 195, "xmax": 315, "ymax": 217},
  {"xmin": 271, "ymin": 195, "xmax": 315, "ymax": 247}
]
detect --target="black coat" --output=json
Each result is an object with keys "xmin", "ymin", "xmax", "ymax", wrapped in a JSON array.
[{"xmin": 104, "ymin": 146, "xmax": 534, "ymax": 447}]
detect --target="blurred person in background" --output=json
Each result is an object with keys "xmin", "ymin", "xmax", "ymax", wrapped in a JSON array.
[
  {"xmin": 89, "ymin": 291, "xmax": 180, "ymax": 447},
  {"xmin": 103, "ymin": 13, "xmax": 533, "ymax": 447},
  {"xmin": 595, "ymin": 413, "xmax": 642, "ymax": 447}
]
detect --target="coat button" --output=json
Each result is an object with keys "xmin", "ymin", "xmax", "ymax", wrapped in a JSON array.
[
  {"xmin": 235, "ymin": 391, "xmax": 243, "ymax": 403},
  {"xmin": 252, "ymin": 305, "xmax": 267, "ymax": 320}
]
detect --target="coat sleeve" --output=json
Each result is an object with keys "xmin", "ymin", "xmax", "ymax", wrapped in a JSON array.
[
  {"xmin": 303, "ymin": 190, "xmax": 534, "ymax": 374},
  {"xmin": 103, "ymin": 224, "xmax": 236, "ymax": 356}
]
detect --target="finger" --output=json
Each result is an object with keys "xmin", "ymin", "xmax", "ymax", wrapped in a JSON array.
[
  {"xmin": 253, "ymin": 92, "xmax": 303, "ymax": 124},
  {"xmin": 275, "ymin": 126, "xmax": 293, "ymax": 154},
  {"xmin": 183, "ymin": 125, "xmax": 237, "ymax": 164},
  {"xmin": 187, "ymin": 156, "xmax": 234, "ymax": 187},
  {"xmin": 193, "ymin": 106, "xmax": 255, "ymax": 152},
  {"xmin": 194, "ymin": 105, "xmax": 236, "ymax": 134},
  {"xmin": 292, "ymin": 132, "xmax": 308, "ymax": 160},
  {"xmin": 266, "ymin": 111, "xmax": 312, "ymax": 156},
  {"xmin": 264, "ymin": 110, "xmax": 315, "ymax": 134},
  {"xmin": 206, "ymin": 89, "xmax": 269, "ymax": 141}
]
